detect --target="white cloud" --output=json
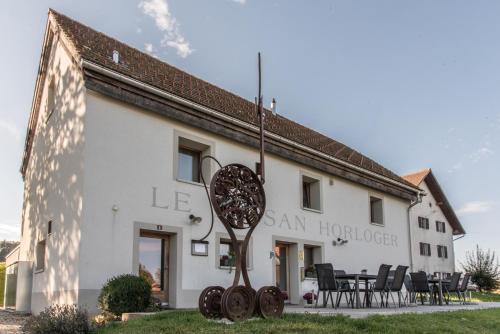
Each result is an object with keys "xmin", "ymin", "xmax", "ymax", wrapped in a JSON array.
[
  {"xmin": 0, "ymin": 119, "xmax": 21, "ymax": 141},
  {"xmin": 456, "ymin": 201, "xmax": 493, "ymax": 216},
  {"xmin": 138, "ymin": 0, "xmax": 193, "ymax": 58},
  {"xmin": 470, "ymin": 147, "xmax": 494, "ymax": 163},
  {"xmin": 0, "ymin": 220, "xmax": 20, "ymax": 241},
  {"xmin": 145, "ymin": 43, "xmax": 154, "ymax": 53},
  {"xmin": 230, "ymin": 0, "xmax": 246, "ymax": 4},
  {"xmin": 447, "ymin": 162, "xmax": 462, "ymax": 173}
]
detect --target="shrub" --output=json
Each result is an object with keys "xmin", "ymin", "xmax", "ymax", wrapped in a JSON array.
[
  {"xmin": 22, "ymin": 304, "xmax": 91, "ymax": 334},
  {"xmin": 461, "ymin": 245, "xmax": 500, "ymax": 292},
  {"xmin": 98, "ymin": 274, "xmax": 151, "ymax": 316}
]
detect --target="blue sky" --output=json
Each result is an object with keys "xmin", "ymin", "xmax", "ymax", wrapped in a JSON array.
[{"xmin": 0, "ymin": 0, "xmax": 498, "ymax": 265}]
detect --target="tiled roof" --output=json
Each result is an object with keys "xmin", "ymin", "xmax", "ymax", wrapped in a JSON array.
[
  {"xmin": 48, "ymin": 9, "xmax": 416, "ymax": 189},
  {"xmin": 402, "ymin": 168, "xmax": 431, "ymax": 187},
  {"xmin": 403, "ymin": 168, "xmax": 465, "ymax": 235}
]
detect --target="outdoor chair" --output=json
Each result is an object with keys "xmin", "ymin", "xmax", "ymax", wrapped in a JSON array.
[
  {"xmin": 314, "ymin": 264, "xmax": 352, "ymax": 309},
  {"xmin": 386, "ymin": 265, "xmax": 409, "ymax": 307},
  {"xmin": 403, "ymin": 274, "xmax": 416, "ymax": 304},
  {"xmin": 367, "ymin": 264, "xmax": 392, "ymax": 308},
  {"xmin": 334, "ymin": 269, "xmax": 354, "ymax": 307},
  {"xmin": 410, "ymin": 271, "xmax": 435, "ymax": 305},
  {"xmin": 459, "ymin": 273, "xmax": 472, "ymax": 304},
  {"xmin": 443, "ymin": 272, "xmax": 461, "ymax": 304}
]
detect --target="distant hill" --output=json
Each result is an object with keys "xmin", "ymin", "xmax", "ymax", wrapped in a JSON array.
[{"xmin": 0, "ymin": 240, "xmax": 20, "ymax": 262}]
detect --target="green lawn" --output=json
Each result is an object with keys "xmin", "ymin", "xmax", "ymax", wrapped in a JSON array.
[
  {"xmin": 97, "ymin": 308, "xmax": 500, "ymax": 334},
  {"xmin": 470, "ymin": 291, "xmax": 500, "ymax": 302},
  {"xmin": 0, "ymin": 262, "xmax": 5, "ymax": 307}
]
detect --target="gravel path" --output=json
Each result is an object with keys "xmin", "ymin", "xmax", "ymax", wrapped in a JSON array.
[{"xmin": 0, "ymin": 310, "xmax": 29, "ymax": 334}]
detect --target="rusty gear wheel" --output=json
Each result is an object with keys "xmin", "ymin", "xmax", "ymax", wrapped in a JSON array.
[
  {"xmin": 255, "ymin": 286, "xmax": 284, "ymax": 318},
  {"xmin": 221, "ymin": 285, "xmax": 255, "ymax": 321},
  {"xmin": 199, "ymin": 286, "xmax": 225, "ymax": 319}
]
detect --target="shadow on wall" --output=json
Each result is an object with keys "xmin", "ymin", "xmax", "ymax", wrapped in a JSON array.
[{"xmin": 23, "ymin": 48, "xmax": 86, "ymax": 311}]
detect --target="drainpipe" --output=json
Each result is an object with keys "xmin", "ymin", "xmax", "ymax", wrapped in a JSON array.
[{"xmin": 407, "ymin": 192, "xmax": 424, "ymax": 272}]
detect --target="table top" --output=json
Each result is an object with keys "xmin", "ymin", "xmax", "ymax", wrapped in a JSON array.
[
  {"xmin": 428, "ymin": 278, "xmax": 451, "ymax": 284},
  {"xmin": 336, "ymin": 274, "xmax": 378, "ymax": 280}
]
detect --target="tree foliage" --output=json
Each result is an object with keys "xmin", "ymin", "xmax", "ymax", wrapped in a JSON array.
[{"xmin": 461, "ymin": 245, "xmax": 500, "ymax": 291}]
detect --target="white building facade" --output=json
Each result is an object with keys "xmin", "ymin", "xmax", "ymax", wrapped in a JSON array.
[
  {"xmin": 4, "ymin": 10, "xmax": 462, "ymax": 314},
  {"xmin": 403, "ymin": 169, "xmax": 465, "ymax": 278}
]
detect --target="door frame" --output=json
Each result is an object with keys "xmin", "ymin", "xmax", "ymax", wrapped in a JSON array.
[
  {"xmin": 133, "ymin": 222, "xmax": 183, "ymax": 308},
  {"xmin": 272, "ymin": 235, "xmax": 325, "ymax": 305}
]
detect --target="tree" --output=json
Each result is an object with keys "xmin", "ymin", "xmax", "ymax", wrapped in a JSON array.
[{"xmin": 461, "ymin": 245, "xmax": 500, "ymax": 292}]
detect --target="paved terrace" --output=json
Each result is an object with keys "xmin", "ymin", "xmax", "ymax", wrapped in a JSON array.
[{"xmin": 285, "ymin": 302, "xmax": 500, "ymax": 318}]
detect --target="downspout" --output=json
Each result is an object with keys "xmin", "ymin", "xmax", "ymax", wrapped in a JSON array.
[{"xmin": 407, "ymin": 192, "xmax": 424, "ymax": 272}]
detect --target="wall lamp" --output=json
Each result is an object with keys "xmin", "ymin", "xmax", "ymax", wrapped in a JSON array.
[
  {"xmin": 189, "ymin": 214, "xmax": 202, "ymax": 224},
  {"xmin": 332, "ymin": 238, "xmax": 348, "ymax": 246}
]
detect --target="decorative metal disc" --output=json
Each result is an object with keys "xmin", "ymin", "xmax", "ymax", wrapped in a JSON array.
[
  {"xmin": 255, "ymin": 286, "xmax": 284, "ymax": 318},
  {"xmin": 199, "ymin": 286, "xmax": 225, "ymax": 319},
  {"xmin": 210, "ymin": 164, "xmax": 266, "ymax": 229},
  {"xmin": 221, "ymin": 285, "xmax": 255, "ymax": 322}
]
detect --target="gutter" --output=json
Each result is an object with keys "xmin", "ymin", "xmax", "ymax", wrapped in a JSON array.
[
  {"xmin": 407, "ymin": 191, "xmax": 425, "ymax": 271},
  {"xmin": 81, "ymin": 59, "xmax": 420, "ymax": 195}
]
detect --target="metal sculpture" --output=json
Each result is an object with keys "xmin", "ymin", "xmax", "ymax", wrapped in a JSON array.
[{"xmin": 197, "ymin": 53, "xmax": 284, "ymax": 321}]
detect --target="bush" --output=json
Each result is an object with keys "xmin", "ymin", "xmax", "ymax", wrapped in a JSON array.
[
  {"xmin": 22, "ymin": 304, "xmax": 91, "ymax": 334},
  {"xmin": 461, "ymin": 245, "xmax": 500, "ymax": 292},
  {"xmin": 98, "ymin": 274, "xmax": 151, "ymax": 316}
]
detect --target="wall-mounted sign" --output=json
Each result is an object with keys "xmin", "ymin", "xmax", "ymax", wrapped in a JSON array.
[{"xmin": 191, "ymin": 240, "xmax": 209, "ymax": 256}]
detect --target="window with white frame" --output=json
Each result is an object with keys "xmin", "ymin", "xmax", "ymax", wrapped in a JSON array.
[
  {"xmin": 176, "ymin": 136, "xmax": 211, "ymax": 183},
  {"xmin": 419, "ymin": 242, "xmax": 431, "ymax": 256},
  {"xmin": 35, "ymin": 240, "xmax": 46, "ymax": 272},
  {"xmin": 370, "ymin": 196, "xmax": 384, "ymax": 225},
  {"xmin": 436, "ymin": 221, "xmax": 446, "ymax": 233},
  {"xmin": 302, "ymin": 175, "xmax": 321, "ymax": 211},
  {"xmin": 418, "ymin": 216, "xmax": 429, "ymax": 229},
  {"xmin": 437, "ymin": 245, "xmax": 448, "ymax": 259},
  {"xmin": 218, "ymin": 238, "xmax": 250, "ymax": 269}
]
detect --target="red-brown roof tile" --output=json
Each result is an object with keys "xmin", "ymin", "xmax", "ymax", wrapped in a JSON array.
[{"xmin": 46, "ymin": 9, "xmax": 416, "ymax": 188}]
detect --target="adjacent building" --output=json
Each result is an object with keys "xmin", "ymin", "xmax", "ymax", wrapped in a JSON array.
[
  {"xmin": 4, "ymin": 10, "xmax": 464, "ymax": 314},
  {"xmin": 402, "ymin": 169, "xmax": 465, "ymax": 278}
]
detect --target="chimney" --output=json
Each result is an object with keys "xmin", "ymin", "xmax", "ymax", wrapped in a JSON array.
[
  {"xmin": 270, "ymin": 98, "xmax": 277, "ymax": 115},
  {"xmin": 112, "ymin": 50, "xmax": 120, "ymax": 64}
]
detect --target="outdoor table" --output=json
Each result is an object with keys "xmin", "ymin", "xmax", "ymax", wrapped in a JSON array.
[
  {"xmin": 336, "ymin": 274, "xmax": 377, "ymax": 309},
  {"xmin": 428, "ymin": 278, "xmax": 451, "ymax": 305}
]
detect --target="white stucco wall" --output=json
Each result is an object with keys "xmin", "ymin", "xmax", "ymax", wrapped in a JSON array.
[
  {"xmin": 78, "ymin": 90, "xmax": 412, "ymax": 311},
  {"xmin": 410, "ymin": 181, "xmax": 455, "ymax": 275},
  {"xmin": 17, "ymin": 33, "xmax": 86, "ymax": 313}
]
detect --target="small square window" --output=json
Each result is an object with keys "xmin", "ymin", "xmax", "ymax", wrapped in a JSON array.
[
  {"xmin": 176, "ymin": 136, "xmax": 211, "ymax": 184},
  {"xmin": 36, "ymin": 240, "xmax": 46, "ymax": 272},
  {"xmin": 419, "ymin": 242, "xmax": 431, "ymax": 256},
  {"xmin": 418, "ymin": 217, "xmax": 430, "ymax": 229},
  {"xmin": 370, "ymin": 196, "xmax": 384, "ymax": 225},
  {"xmin": 437, "ymin": 245, "xmax": 448, "ymax": 258},
  {"xmin": 219, "ymin": 239, "xmax": 249, "ymax": 268},
  {"xmin": 302, "ymin": 175, "xmax": 321, "ymax": 211},
  {"xmin": 436, "ymin": 221, "xmax": 446, "ymax": 233}
]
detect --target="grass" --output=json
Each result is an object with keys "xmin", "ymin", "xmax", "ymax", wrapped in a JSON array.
[
  {"xmin": 97, "ymin": 308, "xmax": 500, "ymax": 334},
  {"xmin": 0, "ymin": 262, "xmax": 5, "ymax": 307},
  {"xmin": 470, "ymin": 291, "xmax": 500, "ymax": 302}
]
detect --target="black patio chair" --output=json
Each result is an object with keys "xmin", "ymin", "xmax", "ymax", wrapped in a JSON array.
[
  {"xmin": 334, "ymin": 270, "xmax": 354, "ymax": 307},
  {"xmin": 386, "ymin": 265, "xmax": 409, "ymax": 307},
  {"xmin": 410, "ymin": 271, "xmax": 435, "ymax": 305},
  {"xmin": 459, "ymin": 273, "xmax": 472, "ymax": 304},
  {"xmin": 314, "ymin": 264, "xmax": 351, "ymax": 309},
  {"xmin": 367, "ymin": 264, "xmax": 392, "ymax": 308},
  {"xmin": 443, "ymin": 272, "xmax": 461, "ymax": 304},
  {"xmin": 403, "ymin": 274, "xmax": 416, "ymax": 304}
]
